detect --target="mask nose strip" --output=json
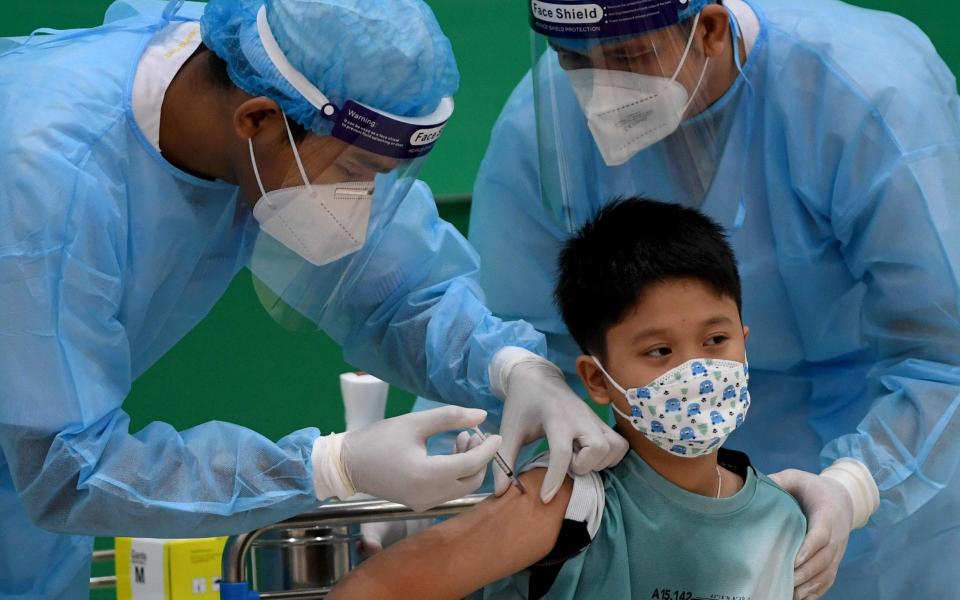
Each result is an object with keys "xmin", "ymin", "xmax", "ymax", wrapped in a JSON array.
[{"xmin": 322, "ymin": 184, "xmax": 374, "ymax": 245}]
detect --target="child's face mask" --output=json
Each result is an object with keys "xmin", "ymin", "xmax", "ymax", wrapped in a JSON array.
[{"xmin": 592, "ymin": 356, "xmax": 750, "ymax": 458}]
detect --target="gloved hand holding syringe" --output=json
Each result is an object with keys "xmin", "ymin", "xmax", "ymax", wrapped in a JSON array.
[{"xmin": 457, "ymin": 426, "xmax": 527, "ymax": 494}]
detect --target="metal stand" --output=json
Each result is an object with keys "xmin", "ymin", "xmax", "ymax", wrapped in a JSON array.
[
  {"xmin": 220, "ymin": 494, "xmax": 487, "ymax": 600},
  {"xmin": 90, "ymin": 550, "xmax": 117, "ymax": 590}
]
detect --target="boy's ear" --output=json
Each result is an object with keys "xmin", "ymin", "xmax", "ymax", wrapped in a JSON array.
[
  {"xmin": 576, "ymin": 355, "xmax": 614, "ymax": 406},
  {"xmin": 743, "ymin": 324, "xmax": 750, "ymax": 341}
]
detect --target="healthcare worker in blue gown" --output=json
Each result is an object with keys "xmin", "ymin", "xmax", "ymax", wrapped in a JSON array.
[
  {"xmin": 460, "ymin": 0, "xmax": 960, "ymax": 598},
  {"xmin": 0, "ymin": 0, "xmax": 629, "ymax": 597}
]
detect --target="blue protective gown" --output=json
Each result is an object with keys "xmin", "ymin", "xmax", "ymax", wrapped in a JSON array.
[
  {"xmin": 470, "ymin": 0, "xmax": 960, "ymax": 596},
  {"xmin": 0, "ymin": 6, "xmax": 541, "ymax": 599}
]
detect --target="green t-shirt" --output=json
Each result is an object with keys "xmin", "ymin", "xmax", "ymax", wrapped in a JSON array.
[{"xmin": 479, "ymin": 449, "xmax": 806, "ymax": 599}]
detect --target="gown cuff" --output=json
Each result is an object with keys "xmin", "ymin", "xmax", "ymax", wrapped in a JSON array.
[
  {"xmin": 311, "ymin": 432, "xmax": 357, "ymax": 501},
  {"xmin": 489, "ymin": 346, "xmax": 554, "ymax": 400},
  {"xmin": 822, "ymin": 458, "xmax": 880, "ymax": 530}
]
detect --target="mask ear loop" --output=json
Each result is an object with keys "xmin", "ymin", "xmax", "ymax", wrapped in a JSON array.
[
  {"xmin": 247, "ymin": 113, "xmax": 310, "ymax": 197},
  {"xmin": 670, "ymin": 12, "xmax": 709, "ymax": 118},
  {"xmin": 247, "ymin": 113, "xmax": 313, "ymax": 206},
  {"xmin": 590, "ymin": 357, "xmax": 638, "ymax": 420},
  {"xmin": 680, "ymin": 58, "xmax": 710, "ymax": 117},
  {"xmin": 248, "ymin": 139, "xmax": 269, "ymax": 200},
  {"xmin": 589, "ymin": 357, "xmax": 629, "ymax": 395},
  {"xmin": 281, "ymin": 113, "xmax": 312, "ymax": 187},
  {"xmin": 669, "ymin": 11, "xmax": 702, "ymax": 83}
]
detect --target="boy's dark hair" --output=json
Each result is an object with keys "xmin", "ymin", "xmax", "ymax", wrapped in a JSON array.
[{"xmin": 555, "ymin": 197, "xmax": 741, "ymax": 358}]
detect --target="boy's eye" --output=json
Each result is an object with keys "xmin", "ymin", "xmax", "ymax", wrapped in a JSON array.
[
  {"xmin": 646, "ymin": 347, "xmax": 672, "ymax": 357},
  {"xmin": 704, "ymin": 335, "xmax": 729, "ymax": 346}
]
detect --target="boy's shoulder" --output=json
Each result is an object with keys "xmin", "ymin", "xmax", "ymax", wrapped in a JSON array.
[
  {"xmin": 520, "ymin": 452, "xmax": 604, "ymax": 538},
  {"xmin": 754, "ymin": 469, "xmax": 808, "ymax": 525},
  {"xmin": 507, "ymin": 450, "xmax": 806, "ymax": 599},
  {"xmin": 519, "ymin": 447, "xmax": 807, "ymax": 539},
  {"xmin": 722, "ymin": 448, "xmax": 807, "ymax": 523}
]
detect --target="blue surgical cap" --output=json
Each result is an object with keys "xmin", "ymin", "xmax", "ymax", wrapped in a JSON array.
[{"xmin": 201, "ymin": 0, "xmax": 460, "ymax": 136}]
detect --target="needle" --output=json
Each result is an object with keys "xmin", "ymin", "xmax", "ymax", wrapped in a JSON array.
[{"xmin": 472, "ymin": 427, "xmax": 526, "ymax": 494}]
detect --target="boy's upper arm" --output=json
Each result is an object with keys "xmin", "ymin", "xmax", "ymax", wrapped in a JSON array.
[
  {"xmin": 328, "ymin": 468, "xmax": 573, "ymax": 600},
  {"xmin": 458, "ymin": 468, "xmax": 574, "ymax": 572}
]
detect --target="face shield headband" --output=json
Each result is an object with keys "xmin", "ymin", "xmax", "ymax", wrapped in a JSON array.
[
  {"xmin": 256, "ymin": 5, "xmax": 455, "ymax": 160},
  {"xmin": 530, "ymin": 0, "xmax": 700, "ymax": 44}
]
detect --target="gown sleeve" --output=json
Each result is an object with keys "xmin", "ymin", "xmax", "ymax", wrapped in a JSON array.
[
  {"xmin": 315, "ymin": 178, "xmax": 548, "ymax": 409},
  {"xmin": 819, "ymin": 88, "xmax": 960, "ymax": 526},
  {"xmin": 823, "ymin": 141, "xmax": 960, "ymax": 526},
  {"xmin": 0, "ymin": 158, "xmax": 322, "ymax": 538}
]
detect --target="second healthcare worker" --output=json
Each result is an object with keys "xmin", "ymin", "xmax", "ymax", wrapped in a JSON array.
[
  {"xmin": 0, "ymin": 0, "xmax": 626, "ymax": 597},
  {"xmin": 467, "ymin": 0, "xmax": 960, "ymax": 598}
]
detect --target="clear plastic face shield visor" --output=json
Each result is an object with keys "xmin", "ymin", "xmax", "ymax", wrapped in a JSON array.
[
  {"xmin": 529, "ymin": 0, "xmax": 750, "ymax": 232},
  {"xmin": 248, "ymin": 5, "xmax": 454, "ymax": 329}
]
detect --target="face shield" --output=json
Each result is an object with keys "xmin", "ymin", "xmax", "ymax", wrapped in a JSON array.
[
  {"xmin": 530, "ymin": 0, "xmax": 751, "ymax": 232},
  {"xmin": 248, "ymin": 5, "xmax": 454, "ymax": 328}
]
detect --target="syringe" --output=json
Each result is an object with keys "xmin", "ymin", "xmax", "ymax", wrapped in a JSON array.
[{"xmin": 472, "ymin": 427, "xmax": 526, "ymax": 494}]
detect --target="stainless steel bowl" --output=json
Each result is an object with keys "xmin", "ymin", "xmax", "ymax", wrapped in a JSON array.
[{"xmin": 248, "ymin": 526, "xmax": 363, "ymax": 592}]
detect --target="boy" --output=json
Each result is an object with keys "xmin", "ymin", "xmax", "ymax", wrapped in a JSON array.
[{"xmin": 328, "ymin": 198, "xmax": 806, "ymax": 599}]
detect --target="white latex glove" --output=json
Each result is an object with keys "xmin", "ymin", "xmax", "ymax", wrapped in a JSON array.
[
  {"xmin": 311, "ymin": 406, "xmax": 501, "ymax": 513},
  {"xmin": 454, "ymin": 429, "xmax": 484, "ymax": 453},
  {"xmin": 770, "ymin": 459, "xmax": 879, "ymax": 600},
  {"xmin": 357, "ymin": 430, "xmax": 484, "ymax": 557},
  {"xmin": 490, "ymin": 347, "xmax": 629, "ymax": 503}
]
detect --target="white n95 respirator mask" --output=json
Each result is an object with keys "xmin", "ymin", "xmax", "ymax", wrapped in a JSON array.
[
  {"xmin": 251, "ymin": 180, "xmax": 374, "ymax": 267},
  {"xmin": 567, "ymin": 13, "xmax": 709, "ymax": 167},
  {"xmin": 248, "ymin": 115, "xmax": 374, "ymax": 267},
  {"xmin": 592, "ymin": 356, "xmax": 750, "ymax": 458}
]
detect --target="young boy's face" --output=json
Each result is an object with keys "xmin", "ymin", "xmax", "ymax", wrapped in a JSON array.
[{"xmin": 577, "ymin": 276, "xmax": 748, "ymax": 417}]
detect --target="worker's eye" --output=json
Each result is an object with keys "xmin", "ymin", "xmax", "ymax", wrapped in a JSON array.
[
  {"xmin": 609, "ymin": 49, "xmax": 654, "ymax": 64},
  {"xmin": 340, "ymin": 165, "xmax": 366, "ymax": 181},
  {"xmin": 645, "ymin": 346, "xmax": 672, "ymax": 358},
  {"xmin": 556, "ymin": 50, "xmax": 591, "ymax": 71},
  {"xmin": 704, "ymin": 335, "xmax": 729, "ymax": 347}
]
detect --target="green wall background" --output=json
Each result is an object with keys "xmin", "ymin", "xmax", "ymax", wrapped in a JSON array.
[{"xmin": 3, "ymin": 1, "xmax": 959, "ymax": 596}]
